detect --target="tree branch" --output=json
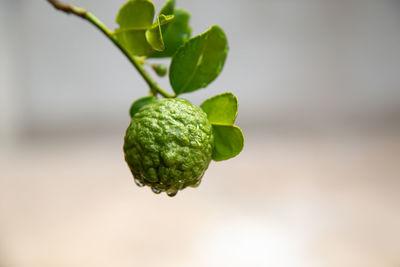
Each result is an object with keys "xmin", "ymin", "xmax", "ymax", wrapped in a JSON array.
[
  {"xmin": 46, "ymin": 0, "xmax": 174, "ymax": 98},
  {"xmin": 47, "ymin": 0, "xmax": 86, "ymax": 18}
]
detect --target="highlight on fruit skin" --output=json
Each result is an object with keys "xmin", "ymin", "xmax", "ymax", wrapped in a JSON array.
[{"xmin": 123, "ymin": 98, "xmax": 214, "ymax": 197}]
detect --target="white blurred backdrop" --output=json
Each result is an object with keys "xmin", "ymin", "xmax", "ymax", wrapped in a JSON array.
[
  {"xmin": 1, "ymin": 0, "xmax": 400, "ymax": 267},
  {"xmin": 1, "ymin": 0, "xmax": 400, "ymax": 139}
]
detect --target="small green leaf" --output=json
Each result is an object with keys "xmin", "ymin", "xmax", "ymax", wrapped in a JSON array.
[
  {"xmin": 145, "ymin": 17, "xmax": 164, "ymax": 51},
  {"xmin": 159, "ymin": 0, "xmax": 175, "ymax": 16},
  {"xmin": 145, "ymin": 15, "xmax": 174, "ymax": 51},
  {"xmin": 169, "ymin": 25, "xmax": 228, "ymax": 95},
  {"xmin": 116, "ymin": 0, "xmax": 155, "ymax": 29},
  {"xmin": 200, "ymin": 92, "xmax": 238, "ymax": 125},
  {"xmin": 114, "ymin": 29, "xmax": 153, "ymax": 56},
  {"xmin": 149, "ymin": 8, "xmax": 191, "ymax": 58},
  {"xmin": 212, "ymin": 125, "xmax": 244, "ymax": 161},
  {"xmin": 129, "ymin": 96, "xmax": 156, "ymax": 117}
]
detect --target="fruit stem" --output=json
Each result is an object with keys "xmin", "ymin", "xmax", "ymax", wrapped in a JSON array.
[{"xmin": 47, "ymin": 0, "xmax": 174, "ymax": 98}]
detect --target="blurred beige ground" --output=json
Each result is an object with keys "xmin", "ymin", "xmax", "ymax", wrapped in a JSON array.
[{"xmin": 1, "ymin": 129, "xmax": 399, "ymax": 267}]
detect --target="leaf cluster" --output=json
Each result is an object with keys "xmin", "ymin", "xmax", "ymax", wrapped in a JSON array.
[
  {"xmin": 119, "ymin": 0, "xmax": 244, "ymax": 161},
  {"xmin": 201, "ymin": 93, "xmax": 244, "ymax": 161}
]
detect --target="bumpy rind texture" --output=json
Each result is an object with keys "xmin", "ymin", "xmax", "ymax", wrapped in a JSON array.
[{"xmin": 124, "ymin": 98, "xmax": 214, "ymax": 196}]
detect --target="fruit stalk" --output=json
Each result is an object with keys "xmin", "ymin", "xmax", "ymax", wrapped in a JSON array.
[{"xmin": 47, "ymin": 0, "xmax": 174, "ymax": 98}]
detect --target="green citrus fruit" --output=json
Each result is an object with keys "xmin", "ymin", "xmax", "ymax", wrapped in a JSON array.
[{"xmin": 123, "ymin": 98, "xmax": 214, "ymax": 197}]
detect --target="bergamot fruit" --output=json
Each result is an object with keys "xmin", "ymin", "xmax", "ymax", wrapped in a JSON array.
[{"xmin": 123, "ymin": 98, "xmax": 214, "ymax": 197}]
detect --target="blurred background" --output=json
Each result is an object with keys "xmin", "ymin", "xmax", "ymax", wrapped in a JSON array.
[{"xmin": 1, "ymin": 0, "xmax": 400, "ymax": 266}]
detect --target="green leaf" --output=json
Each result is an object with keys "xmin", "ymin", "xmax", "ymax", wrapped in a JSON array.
[
  {"xmin": 116, "ymin": 0, "xmax": 155, "ymax": 29},
  {"xmin": 169, "ymin": 25, "xmax": 228, "ymax": 95},
  {"xmin": 212, "ymin": 125, "xmax": 244, "ymax": 161},
  {"xmin": 145, "ymin": 15, "xmax": 174, "ymax": 51},
  {"xmin": 159, "ymin": 0, "xmax": 175, "ymax": 16},
  {"xmin": 129, "ymin": 96, "xmax": 156, "ymax": 117},
  {"xmin": 114, "ymin": 29, "xmax": 153, "ymax": 56},
  {"xmin": 200, "ymin": 92, "xmax": 238, "ymax": 125},
  {"xmin": 150, "ymin": 8, "xmax": 191, "ymax": 58}
]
